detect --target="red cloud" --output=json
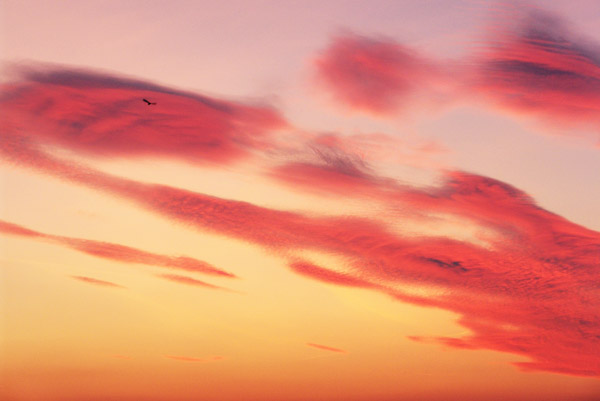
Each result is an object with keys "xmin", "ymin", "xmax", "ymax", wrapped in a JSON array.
[
  {"xmin": 315, "ymin": 33, "xmax": 434, "ymax": 115},
  {"xmin": 289, "ymin": 260, "xmax": 378, "ymax": 289},
  {"xmin": 0, "ymin": 218, "xmax": 235, "ymax": 278},
  {"xmin": 475, "ymin": 7, "xmax": 600, "ymax": 137},
  {"xmin": 2, "ymin": 85, "xmax": 599, "ymax": 377},
  {"xmin": 71, "ymin": 275, "xmax": 124, "ymax": 288},
  {"xmin": 0, "ymin": 66, "xmax": 287, "ymax": 165},
  {"xmin": 306, "ymin": 343, "xmax": 346, "ymax": 353}
]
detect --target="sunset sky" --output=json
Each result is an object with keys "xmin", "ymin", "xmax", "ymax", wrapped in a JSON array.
[{"xmin": 1, "ymin": 1, "xmax": 600, "ymax": 400}]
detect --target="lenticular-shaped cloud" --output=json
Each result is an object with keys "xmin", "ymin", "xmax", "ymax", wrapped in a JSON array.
[
  {"xmin": 0, "ymin": 65, "xmax": 287, "ymax": 164},
  {"xmin": 475, "ymin": 6, "xmax": 600, "ymax": 136},
  {"xmin": 314, "ymin": 33, "xmax": 433, "ymax": 115}
]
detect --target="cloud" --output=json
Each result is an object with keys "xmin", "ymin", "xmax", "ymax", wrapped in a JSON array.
[
  {"xmin": 2, "ymin": 77, "xmax": 599, "ymax": 377},
  {"xmin": 474, "ymin": 6, "xmax": 600, "ymax": 136},
  {"xmin": 269, "ymin": 131, "xmax": 448, "ymax": 198},
  {"xmin": 314, "ymin": 33, "xmax": 436, "ymax": 115},
  {"xmin": 0, "ymin": 218, "xmax": 235, "ymax": 278},
  {"xmin": 71, "ymin": 276, "xmax": 124, "ymax": 288},
  {"xmin": 306, "ymin": 343, "xmax": 346, "ymax": 353},
  {"xmin": 0, "ymin": 220, "xmax": 45, "ymax": 237},
  {"xmin": 289, "ymin": 260, "xmax": 378, "ymax": 289},
  {"xmin": 0, "ymin": 65, "xmax": 287, "ymax": 165},
  {"xmin": 158, "ymin": 274, "xmax": 226, "ymax": 290}
]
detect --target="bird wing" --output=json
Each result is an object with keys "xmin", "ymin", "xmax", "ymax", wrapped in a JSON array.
[{"xmin": 143, "ymin": 98, "xmax": 150, "ymax": 104}]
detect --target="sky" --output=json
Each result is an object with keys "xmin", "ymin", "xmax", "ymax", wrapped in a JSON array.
[{"xmin": 1, "ymin": 1, "xmax": 600, "ymax": 400}]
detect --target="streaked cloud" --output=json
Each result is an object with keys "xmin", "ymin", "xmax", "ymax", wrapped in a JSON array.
[
  {"xmin": 71, "ymin": 275, "xmax": 124, "ymax": 288},
  {"xmin": 306, "ymin": 343, "xmax": 347, "ymax": 353},
  {"xmin": 0, "ymin": 219, "xmax": 235, "ymax": 278},
  {"xmin": 158, "ymin": 274, "xmax": 227, "ymax": 290}
]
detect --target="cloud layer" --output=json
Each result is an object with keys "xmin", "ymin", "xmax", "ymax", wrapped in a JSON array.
[{"xmin": 1, "ymin": 63, "xmax": 599, "ymax": 378}]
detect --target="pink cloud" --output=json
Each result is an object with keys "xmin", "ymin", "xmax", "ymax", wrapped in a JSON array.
[
  {"xmin": 474, "ymin": 6, "xmax": 600, "ymax": 137},
  {"xmin": 289, "ymin": 260, "xmax": 378, "ymax": 289},
  {"xmin": 2, "ymin": 74, "xmax": 599, "ymax": 377},
  {"xmin": 158, "ymin": 274, "xmax": 226, "ymax": 290},
  {"xmin": 0, "ymin": 220, "xmax": 45, "ymax": 238},
  {"xmin": 0, "ymin": 65, "xmax": 287, "ymax": 165},
  {"xmin": 314, "ymin": 33, "xmax": 433, "ymax": 115},
  {"xmin": 71, "ymin": 276, "xmax": 124, "ymax": 288},
  {"xmin": 0, "ymin": 218, "xmax": 235, "ymax": 278}
]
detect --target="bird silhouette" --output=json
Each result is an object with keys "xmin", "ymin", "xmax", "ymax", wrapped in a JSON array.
[{"xmin": 143, "ymin": 98, "xmax": 157, "ymax": 105}]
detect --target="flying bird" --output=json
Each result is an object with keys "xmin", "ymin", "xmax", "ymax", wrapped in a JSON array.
[{"xmin": 143, "ymin": 98, "xmax": 157, "ymax": 105}]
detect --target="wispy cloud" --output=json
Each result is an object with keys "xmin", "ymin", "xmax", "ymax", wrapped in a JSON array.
[
  {"xmin": 306, "ymin": 343, "xmax": 346, "ymax": 353},
  {"xmin": 71, "ymin": 275, "xmax": 124, "ymax": 288},
  {"xmin": 0, "ymin": 219, "xmax": 235, "ymax": 278},
  {"xmin": 158, "ymin": 274, "xmax": 227, "ymax": 290}
]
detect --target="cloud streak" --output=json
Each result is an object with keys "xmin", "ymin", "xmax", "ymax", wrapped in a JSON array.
[
  {"xmin": 306, "ymin": 343, "xmax": 347, "ymax": 353},
  {"xmin": 158, "ymin": 274, "xmax": 228, "ymax": 291},
  {"xmin": 71, "ymin": 276, "xmax": 124, "ymax": 288},
  {"xmin": 0, "ymin": 219, "xmax": 235, "ymax": 278}
]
